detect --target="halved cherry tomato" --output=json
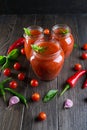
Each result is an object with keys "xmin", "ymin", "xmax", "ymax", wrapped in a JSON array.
[
  {"xmin": 81, "ymin": 52, "xmax": 87, "ymax": 59},
  {"xmin": 31, "ymin": 93, "xmax": 40, "ymax": 101},
  {"xmin": 3, "ymin": 68, "xmax": 11, "ymax": 76},
  {"xmin": 83, "ymin": 43, "xmax": 87, "ymax": 50},
  {"xmin": 9, "ymin": 81, "xmax": 18, "ymax": 89},
  {"xmin": 38, "ymin": 112, "xmax": 47, "ymax": 121},
  {"xmin": 14, "ymin": 62, "xmax": 21, "ymax": 70},
  {"xmin": 74, "ymin": 63, "xmax": 82, "ymax": 71},
  {"xmin": 30, "ymin": 79, "xmax": 39, "ymax": 87},
  {"xmin": 21, "ymin": 48, "xmax": 25, "ymax": 55},
  {"xmin": 18, "ymin": 72, "xmax": 25, "ymax": 80}
]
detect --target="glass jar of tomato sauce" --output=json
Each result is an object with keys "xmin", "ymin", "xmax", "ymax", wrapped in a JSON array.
[
  {"xmin": 30, "ymin": 34, "xmax": 64, "ymax": 81},
  {"xmin": 52, "ymin": 24, "xmax": 74, "ymax": 58},
  {"xmin": 24, "ymin": 25, "xmax": 43, "ymax": 60}
]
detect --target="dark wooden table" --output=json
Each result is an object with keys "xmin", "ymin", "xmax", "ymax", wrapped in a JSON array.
[{"xmin": 0, "ymin": 14, "xmax": 87, "ymax": 130}]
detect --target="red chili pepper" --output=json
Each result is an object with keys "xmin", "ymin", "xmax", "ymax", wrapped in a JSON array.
[
  {"xmin": 82, "ymin": 79, "xmax": 87, "ymax": 89},
  {"xmin": 7, "ymin": 37, "xmax": 25, "ymax": 54},
  {"xmin": 60, "ymin": 70, "xmax": 87, "ymax": 96}
]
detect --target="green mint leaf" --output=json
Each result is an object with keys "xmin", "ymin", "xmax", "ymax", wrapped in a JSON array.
[
  {"xmin": 0, "ymin": 56, "xmax": 6, "ymax": 65},
  {"xmin": 23, "ymin": 28, "xmax": 31, "ymax": 36},
  {"xmin": 43, "ymin": 89, "xmax": 58, "ymax": 103},
  {"xmin": 31, "ymin": 44, "xmax": 46, "ymax": 53},
  {"xmin": 7, "ymin": 49, "xmax": 19, "ymax": 60},
  {"xmin": 59, "ymin": 29, "xmax": 69, "ymax": 35},
  {"xmin": 74, "ymin": 43, "xmax": 78, "ymax": 48}
]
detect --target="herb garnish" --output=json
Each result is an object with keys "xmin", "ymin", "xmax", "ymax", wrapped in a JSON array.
[
  {"xmin": 31, "ymin": 44, "xmax": 46, "ymax": 53},
  {"xmin": 59, "ymin": 29, "xmax": 69, "ymax": 35},
  {"xmin": 43, "ymin": 89, "xmax": 58, "ymax": 103},
  {"xmin": 0, "ymin": 49, "xmax": 20, "ymax": 70},
  {"xmin": 23, "ymin": 28, "xmax": 31, "ymax": 36},
  {"xmin": 74, "ymin": 43, "xmax": 78, "ymax": 48}
]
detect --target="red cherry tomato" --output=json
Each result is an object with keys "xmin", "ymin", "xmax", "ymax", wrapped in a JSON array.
[
  {"xmin": 43, "ymin": 29, "xmax": 50, "ymax": 34},
  {"xmin": 14, "ymin": 62, "xmax": 21, "ymax": 70},
  {"xmin": 38, "ymin": 112, "xmax": 47, "ymax": 121},
  {"xmin": 30, "ymin": 79, "xmax": 39, "ymax": 87},
  {"xmin": 81, "ymin": 52, "xmax": 87, "ymax": 59},
  {"xmin": 18, "ymin": 72, "xmax": 25, "ymax": 80},
  {"xmin": 74, "ymin": 63, "xmax": 82, "ymax": 71},
  {"xmin": 9, "ymin": 81, "xmax": 18, "ymax": 89},
  {"xmin": 83, "ymin": 43, "xmax": 87, "ymax": 50},
  {"xmin": 3, "ymin": 68, "xmax": 11, "ymax": 76},
  {"xmin": 21, "ymin": 48, "xmax": 25, "ymax": 55},
  {"xmin": 31, "ymin": 93, "xmax": 40, "ymax": 101}
]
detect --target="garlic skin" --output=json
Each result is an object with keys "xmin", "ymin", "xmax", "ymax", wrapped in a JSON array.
[
  {"xmin": 64, "ymin": 99, "xmax": 73, "ymax": 109},
  {"xmin": 9, "ymin": 96, "xmax": 20, "ymax": 107}
]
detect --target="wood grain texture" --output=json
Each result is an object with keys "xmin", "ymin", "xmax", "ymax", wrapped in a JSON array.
[{"xmin": 0, "ymin": 14, "xmax": 87, "ymax": 130}]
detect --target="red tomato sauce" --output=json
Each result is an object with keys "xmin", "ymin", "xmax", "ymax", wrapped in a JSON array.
[
  {"xmin": 30, "ymin": 41, "xmax": 64, "ymax": 80},
  {"xmin": 52, "ymin": 26, "xmax": 74, "ymax": 58},
  {"xmin": 24, "ymin": 29, "xmax": 43, "ymax": 60},
  {"xmin": 30, "ymin": 30, "xmax": 41, "ymax": 36}
]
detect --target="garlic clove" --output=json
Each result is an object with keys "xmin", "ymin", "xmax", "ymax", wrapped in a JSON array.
[
  {"xmin": 9, "ymin": 96, "xmax": 20, "ymax": 107},
  {"xmin": 64, "ymin": 99, "xmax": 73, "ymax": 109}
]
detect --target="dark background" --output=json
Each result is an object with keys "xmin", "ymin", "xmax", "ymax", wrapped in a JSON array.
[{"xmin": 0, "ymin": 0, "xmax": 87, "ymax": 14}]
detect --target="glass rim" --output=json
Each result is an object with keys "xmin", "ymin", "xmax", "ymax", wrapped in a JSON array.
[
  {"xmin": 52, "ymin": 24, "xmax": 71, "ymax": 31},
  {"xmin": 52, "ymin": 24, "xmax": 71, "ymax": 38},
  {"xmin": 23, "ymin": 25, "xmax": 43, "ymax": 38},
  {"xmin": 32, "ymin": 40, "xmax": 63, "ymax": 59},
  {"xmin": 27, "ymin": 25, "xmax": 43, "ymax": 32}
]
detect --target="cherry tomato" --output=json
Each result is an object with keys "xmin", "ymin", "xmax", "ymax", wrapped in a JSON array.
[
  {"xmin": 81, "ymin": 52, "xmax": 87, "ymax": 59},
  {"xmin": 3, "ymin": 68, "xmax": 11, "ymax": 76},
  {"xmin": 38, "ymin": 112, "xmax": 47, "ymax": 121},
  {"xmin": 21, "ymin": 48, "xmax": 25, "ymax": 55},
  {"xmin": 9, "ymin": 81, "xmax": 18, "ymax": 89},
  {"xmin": 43, "ymin": 29, "xmax": 50, "ymax": 34},
  {"xmin": 83, "ymin": 43, "xmax": 87, "ymax": 50},
  {"xmin": 30, "ymin": 79, "xmax": 39, "ymax": 87},
  {"xmin": 74, "ymin": 63, "xmax": 82, "ymax": 71},
  {"xmin": 31, "ymin": 93, "xmax": 40, "ymax": 101},
  {"xmin": 18, "ymin": 72, "xmax": 25, "ymax": 80},
  {"xmin": 14, "ymin": 62, "xmax": 21, "ymax": 70}
]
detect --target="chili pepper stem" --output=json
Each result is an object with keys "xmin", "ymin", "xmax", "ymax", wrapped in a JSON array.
[
  {"xmin": 60, "ymin": 84, "xmax": 70, "ymax": 96},
  {"xmin": 3, "ymin": 94, "xmax": 6, "ymax": 102},
  {"xmin": 0, "ymin": 89, "xmax": 6, "ymax": 101},
  {"xmin": 1, "ymin": 88, "xmax": 6, "ymax": 102},
  {"xmin": 25, "ymin": 103, "xmax": 28, "ymax": 109}
]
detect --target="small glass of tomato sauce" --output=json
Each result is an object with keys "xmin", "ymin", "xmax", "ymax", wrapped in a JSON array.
[
  {"xmin": 24, "ymin": 25, "xmax": 43, "ymax": 60},
  {"xmin": 52, "ymin": 24, "xmax": 74, "ymax": 58},
  {"xmin": 30, "ymin": 34, "xmax": 64, "ymax": 81}
]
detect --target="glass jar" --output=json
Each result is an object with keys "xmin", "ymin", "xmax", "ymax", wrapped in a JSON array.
[
  {"xmin": 30, "ymin": 34, "xmax": 64, "ymax": 81},
  {"xmin": 24, "ymin": 25, "xmax": 43, "ymax": 60},
  {"xmin": 52, "ymin": 24, "xmax": 74, "ymax": 58}
]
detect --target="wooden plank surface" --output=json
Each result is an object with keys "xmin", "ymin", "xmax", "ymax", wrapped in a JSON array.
[{"xmin": 0, "ymin": 14, "xmax": 87, "ymax": 130}]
